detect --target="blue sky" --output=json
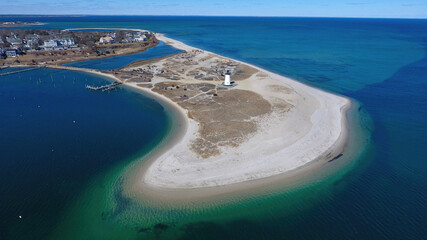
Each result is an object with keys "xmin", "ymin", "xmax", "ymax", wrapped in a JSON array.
[{"xmin": 1, "ymin": 0, "xmax": 426, "ymax": 18}]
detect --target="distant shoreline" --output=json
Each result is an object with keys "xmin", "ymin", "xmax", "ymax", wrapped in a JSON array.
[{"xmin": 0, "ymin": 22, "xmax": 46, "ymax": 27}]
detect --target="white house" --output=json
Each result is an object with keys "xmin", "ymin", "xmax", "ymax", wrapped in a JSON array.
[
  {"xmin": 58, "ymin": 38, "xmax": 76, "ymax": 47},
  {"xmin": 5, "ymin": 49, "xmax": 18, "ymax": 58},
  {"xmin": 134, "ymin": 34, "xmax": 146, "ymax": 42},
  {"xmin": 99, "ymin": 36, "xmax": 114, "ymax": 44},
  {"xmin": 44, "ymin": 40, "xmax": 58, "ymax": 48}
]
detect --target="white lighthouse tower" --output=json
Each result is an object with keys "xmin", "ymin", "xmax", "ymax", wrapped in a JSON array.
[{"xmin": 224, "ymin": 70, "xmax": 231, "ymax": 86}]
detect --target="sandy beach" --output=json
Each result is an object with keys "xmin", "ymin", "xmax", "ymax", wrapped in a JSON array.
[{"xmin": 122, "ymin": 32, "xmax": 351, "ymax": 199}]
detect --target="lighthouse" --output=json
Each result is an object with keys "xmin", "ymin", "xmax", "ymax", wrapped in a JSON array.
[{"xmin": 224, "ymin": 70, "xmax": 231, "ymax": 86}]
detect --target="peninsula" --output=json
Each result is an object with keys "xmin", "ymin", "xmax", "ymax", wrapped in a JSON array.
[
  {"xmin": 130, "ymin": 33, "xmax": 350, "ymax": 196},
  {"xmin": 1, "ymin": 28, "xmax": 351, "ymax": 200}
]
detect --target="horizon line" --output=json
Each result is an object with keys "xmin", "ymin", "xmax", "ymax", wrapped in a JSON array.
[{"xmin": 0, "ymin": 14, "xmax": 426, "ymax": 20}]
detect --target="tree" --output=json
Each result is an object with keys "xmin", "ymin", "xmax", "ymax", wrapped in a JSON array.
[{"xmin": 116, "ymin": 31, "xmax": 126, "ymax": 42}]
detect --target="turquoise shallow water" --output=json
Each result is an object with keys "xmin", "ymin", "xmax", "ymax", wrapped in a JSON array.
[
  {"xmin": 1, "ymin": 16, "xmax": 426, "ymax": 239},
  {"xmin": 0, "ymin": 68, "xmax": 171, "ymax": 239}
]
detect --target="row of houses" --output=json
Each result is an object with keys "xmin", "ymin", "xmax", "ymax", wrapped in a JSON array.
[
  {"xmin": 42, "ymin": 38, "xmax": 77, "ymax": 50},
  {"xmin": 0, "ymin": 39, "xmax": 77, "ymax": 59},
  {"xmin": 4, "ymin": 33, "xmax": 39, "ymax": 48},
  {"xmin": 2, "ymin": 33, "xmax": 37, "ymax": 50},
  {"xmin": 98, "ymin": 32, "xmax": 147, "ymax": 45},
  {"xmin": 0, "ymin": 33, "xmax": 22, "ymax": 57},
  {"xmin": 1, "ymin": 32, "xmax": 78, "ymax": 51}
]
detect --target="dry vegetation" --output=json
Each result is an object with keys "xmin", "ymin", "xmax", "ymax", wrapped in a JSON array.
[
  {"xmin": 153, "ymin": 82, "xmax": 272, "ymax": 158},
  {"xmin": 121, "ymin": 50, "xmax": 258, "ymax": 83},
  {"xmin": 116, "ymin": 48, "xmax": 295, "ymax": 158}
]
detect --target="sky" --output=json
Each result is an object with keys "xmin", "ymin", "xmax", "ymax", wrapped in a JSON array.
[{"xmin": 0, "ymin": 0, "xmax": 426, "ymax": 18}]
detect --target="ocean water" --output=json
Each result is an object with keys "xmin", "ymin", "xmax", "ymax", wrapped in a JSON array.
[
  {"xmin": 0, "ymin": 68, "xmax": 171, "ymax": 239},
  {"xmin": 64, "ymin": 41, "xmax": 183, "ymax": 70},
  {"xmin": 1, "ymin": 16, "xmax": 426, "ymax": 239}
]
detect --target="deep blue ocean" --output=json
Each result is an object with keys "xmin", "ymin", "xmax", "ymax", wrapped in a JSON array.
[
  {"xmin": 1, "ymin": 16, "xmax": 426, "ymax": 239},
  {"xmin": 0, "ymin": 68, "xmax": 171, "ymax": 239}
]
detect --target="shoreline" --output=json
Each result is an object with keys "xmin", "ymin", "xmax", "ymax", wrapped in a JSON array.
[
  {"xmin": 139, "ymin": 34, "xmax": 351, "ymax": 188},
  {"xmin": 57, "ymin": 40, "xmax": 159, "ymax": 66},
  {"xmin": 2, "ymin": 41, "xmax": 158, "ymax": 67},
  {"xmin": 6, "ymin": 29, "xmax": 356, "ymax": 203},
  {"xmin": 127, "ymin": 104, "xmax": 351, "ymax": 204},
  {"xmin": 0, "ymin": 22, "xmax": 46, "ymax": 27},
  {"xmin": 128, "ymin": 32, "xmax": 356, "ymax": 202}
]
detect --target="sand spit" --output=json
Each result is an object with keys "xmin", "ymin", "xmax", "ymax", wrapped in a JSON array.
[
  {"xmin": 13, "ymin": 28, "xmax": 351, "ymax": 197},
  {"xmin": 125, "ymin": 33, "xmax": 351, "ymax": 191}
]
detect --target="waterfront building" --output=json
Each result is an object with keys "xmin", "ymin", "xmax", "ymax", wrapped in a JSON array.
[
  {"xmin": 134, "ymin": 34, "xmax": 146, "ymax": 42},
  {"xmin": 99, "ymin": 36, "xmax": 115, "ymax": 44},
  {"xmin": 5, "ymin": 49, "xmax": 18, "ymax": 58},
  {"xmin": 43, "ymin": 39, "xmax": 58, "ymax": 50},
  {"xmin": 6, "ymin": 37, "xmax": 23, "ymax": 46},
  {"xmin": 58, "ymin": 38, "xmax": 76, "ymax": 47}
]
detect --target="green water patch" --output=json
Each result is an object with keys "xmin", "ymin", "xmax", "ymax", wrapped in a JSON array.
[
  {"xmin": 0, "ymin": 67, "xmax": 171, "ymax": 240},
  {"xmin": 49, "ymin": 98, "xmax": 374, "ymax": 239}
]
